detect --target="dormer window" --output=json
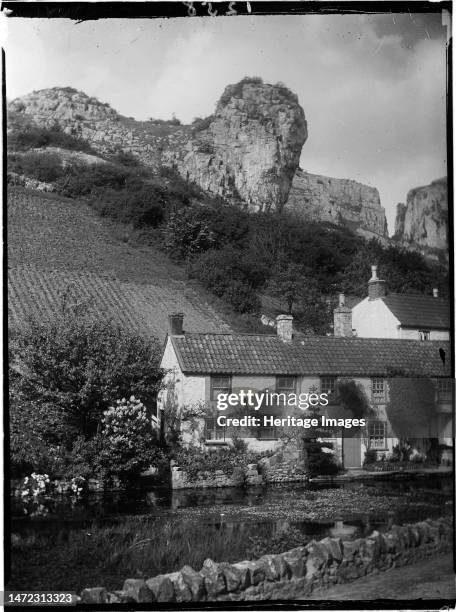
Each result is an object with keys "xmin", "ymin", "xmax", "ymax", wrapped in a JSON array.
[{"xmin": 371, "ymin": 378, "xmax": 385, "ymax": 403}]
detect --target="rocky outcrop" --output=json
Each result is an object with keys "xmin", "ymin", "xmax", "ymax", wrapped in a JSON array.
[
  {"xmin": 286, "ymin": 169, "xmax": 389, "ymax": 238},
  {"xmin": 163, "ymin": 80, "xmax": 307, "ymax": 212},
  {"xmin": 393, "ymin": 178, "xmax": 448, "ymax": 253},
  {"xmin": 8, "ymin": 79, "xmax": 308, "ymax": 213}
]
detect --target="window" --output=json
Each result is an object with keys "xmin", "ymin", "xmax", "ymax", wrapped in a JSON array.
[
  {"xmin": 256, "ymin": 425, "xmax": 277, "ymax": 440},
  {"xmin": 419, "ymin": 330, "xmax": 431, "ymax": 341},
  {"xmin": 204, "ymin": 417, "xmax": 226, "ymax": 440},
  {"xmin": 210, "ymin": 376, "xmax": 231, "ymax": 401},
  {"xmin": 321, "ymin": 376, "xmax": 337, "ymax": 403},
  {"xmin": 368, "ymin": 420, "xmax": 386, "ymax": 449},
  {"xmin": 371, "ymin": 378, "xmax": 385, "ymax": 403},
  {"xmin": 275, "ymin": 376, "xmax": 297, "ymax": 404},
  {"xmin": 437, "ymin": 378, "xmax": 453, "ymax": 403}
]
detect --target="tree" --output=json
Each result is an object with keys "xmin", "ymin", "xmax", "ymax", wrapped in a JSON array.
[
  {"xmin": 9, "ymin": 310, "xmax": 164, "ymax": 472},
  {"xmin": 267, "ymin": 263, "xmax": 313, "ymax": 314},
  {"xmin": 385, "ymin": 376, "xmax": 437, "ymax": 441}
]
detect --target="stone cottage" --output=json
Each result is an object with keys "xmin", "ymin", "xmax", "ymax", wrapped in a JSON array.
[{"xmin": 158, "ymin": 310, "xmax": 452, "ymax": 469}]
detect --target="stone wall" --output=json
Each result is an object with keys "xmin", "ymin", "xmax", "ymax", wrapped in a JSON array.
[
  {"xmin": 79, "ymin": 516, "xmax": 452, "ymax": 603},
  {"xmin": 171, "ymin": 463, "xmax": 263, "ymax": 489},
  {"xmin": 171, "ymin": 443, "xmax": 309, "ymax": 489}
]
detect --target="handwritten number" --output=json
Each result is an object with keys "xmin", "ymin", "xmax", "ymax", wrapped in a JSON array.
[
  {"xmin": 183, "ymin": 2, "xmax": 196, "ymax": 16},
  {"xmin": 227, "ymin": 2, "xmax": 237, "ymax": 16}
]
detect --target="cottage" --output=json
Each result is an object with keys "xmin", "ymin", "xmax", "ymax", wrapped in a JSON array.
[
  {"xmin": 351, "ymin": 266, "xmax": 450, "ymax": 340},
  {"xmin": 158, "ymin": 311, "xmax": 452, "ymax": 469}
]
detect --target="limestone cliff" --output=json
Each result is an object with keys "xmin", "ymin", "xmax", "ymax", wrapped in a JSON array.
[
  {"xmin": 8, "ymin": 79, "xmax": 308, "ymax": 213},
  {"xmin": 286, "ymin": 169, "xmax": 389, "ymax": 238},
  {"xmin": 393, "ymin": 178, "xmax": 448, "ymax": 253}
]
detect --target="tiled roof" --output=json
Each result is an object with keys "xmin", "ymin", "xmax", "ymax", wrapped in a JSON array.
[
  {"xmin": 171, "ymin": 333, "xmax": 451, "ymax": 377},
  {"xmin": 381, "ymin": 294, "xmax": 450, "ymax": 330}
]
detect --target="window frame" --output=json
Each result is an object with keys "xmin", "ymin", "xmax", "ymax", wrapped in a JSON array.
[
  {"xmin": 210, "ymin": 375, "xmax": 232, "ymax": 402},
  {"xmin": 204, "ymin": 416, "xmax": 226, "ymax": 441},
  {"xmin": 437, "ymin": 378, "xmax": 453, "ymax": 403},
  {"xmin": 368, "ymin": 420, "xmax": 387, "ymax": 450},
  {"xmin": 321, "ymin": 376, "xmax": 337, "ymax": 403},
  {"xmin": 418, "ymin": 330, "xmax": 431, "ymax": 341},
  {"xmin": 371, "ymin": 377, "xmax": 386, "ymax": 403}
]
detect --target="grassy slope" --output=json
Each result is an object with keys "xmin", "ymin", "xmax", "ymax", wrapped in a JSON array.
[{"xmin": 7, "ymin": 187, "xmax": 231, "ymax": 339}]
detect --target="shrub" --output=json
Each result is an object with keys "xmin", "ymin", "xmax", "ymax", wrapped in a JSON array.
[
  {"xmin": 8, "ymin": 152, "xmax": 64, "ymax": 183},
  {"xmin": 363, "ymin": 449, "xmax": 377, "ymax": 466},
  {"xmin": 191, "ymin": 115, "xmax": 214, "ymax": 133},
  {"xmin": 8, "ymin": 125, "xmax": 96, "ymax": 154},
  {"xmin": 231, "ymin": 434, "xmax": 249, "ymax": 453},
  {"xmin": 9, "ymin": 309, "xmax": 164, "ymax": 476},
  {"xmin": 189, "ymin": 247, "xmax": 263, "ymax": 313},
  {"xmin": 218, "ymin": 76, "xmax": 264, "ymax": 107},
  {"xmin": 98, "ymin": 397, "xmax": 168, "ymax": 484},
  {"xmin": 162, "ymin": 208, "xmax": 216, "ymax": 260},
  {"xmin": 303, "ymin": 439, "xmax": 340, "ymax": 476}
]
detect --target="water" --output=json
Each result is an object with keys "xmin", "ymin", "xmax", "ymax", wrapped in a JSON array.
[{"xmin": 11, "ymin": 475, "xmax": 452, "ymax": 542}]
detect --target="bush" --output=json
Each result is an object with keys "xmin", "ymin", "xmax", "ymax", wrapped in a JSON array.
[
  {"xmin": 191, "ymin": 115, "xmax": 214, "ymax": 133},
  {"xmin": 9, "ymin": 310, "xmax": 164, "ymax": 476},
  {"xmin": 189, "ymin": 247, "xmax": 263, "ymax": 313},
  {"xmin": 363, "ymin": 449, "xmax": 377, "ymax": 466},
  {"xmin": 304, "ymin": 439, "xmax": 340, "ymax": 476},
  {"xmin": 8, "ymin": 152, "xmax": 64, "ymax": 183},
  {"xmin": 98, "ymin": 397, "xmax": 168, "ymax": 484},
  {"xmin": 8, "ymin": 125, "xmax": 96, "ymax": 154}
]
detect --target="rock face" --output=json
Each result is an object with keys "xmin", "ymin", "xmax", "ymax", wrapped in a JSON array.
[
  {"xmin": 393, "ymin": 178, "xmax": 448, "ymax": 252},
  {"xmin": 8, "ymin": 79, "xmax": 308, "ymax": 213},
  {"xmin": 286, "ymin": 169, "xmax": 389, "ymax": 238}
]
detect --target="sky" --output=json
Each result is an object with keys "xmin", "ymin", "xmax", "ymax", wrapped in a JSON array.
[{"xmin": 3, "ymin": 11, "xmax": 449, "ymax": 233}]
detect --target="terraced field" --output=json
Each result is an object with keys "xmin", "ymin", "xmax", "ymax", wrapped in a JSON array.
[{"xmin": 7, "ymin": 187, "xmax": 231, "ymax": 339}]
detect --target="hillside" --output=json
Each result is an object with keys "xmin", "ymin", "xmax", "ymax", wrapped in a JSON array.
[{"xmin": 7, "ymin": 187, "xmax": 231, "ymax": 339}]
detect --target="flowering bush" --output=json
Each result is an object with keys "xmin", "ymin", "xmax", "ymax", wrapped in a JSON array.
[
  {"xmin": 16, "ymin": 473, "xmax": 50, "ymax": 498},
  {"xmin": 99, "ymin": 396, "xmax": 168, "ymax": 484}
]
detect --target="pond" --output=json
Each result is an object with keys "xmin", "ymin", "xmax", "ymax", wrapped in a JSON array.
[{"xmin": 8, "ymin": 475, "xmax": 453, "ymax": 592}]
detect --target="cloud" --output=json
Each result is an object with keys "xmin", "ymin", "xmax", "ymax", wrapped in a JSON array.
[{"xmin": 4, "ymin": 13, "xmax": 447, "ymax": 232}]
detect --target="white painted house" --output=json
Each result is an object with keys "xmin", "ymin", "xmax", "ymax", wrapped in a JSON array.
[
  {"xmin": 159, "ymin": 312, "xmax": 452, "ymax": 468},
  {"xmin": 351, "ymin": 266, "xmax": 450, "ymax": 341}
]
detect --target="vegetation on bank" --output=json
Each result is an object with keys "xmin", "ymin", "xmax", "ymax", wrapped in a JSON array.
[
  {"xmin": 9, "ymin": 309, "xmax": 165, "ymax": 482},
  {"xmin": 7, "ymin": 125, "xmax": 449, "ymax": 334},
  {"xmin": 8, "ymin": 483, "xmax": 451, "ymax": 591}
]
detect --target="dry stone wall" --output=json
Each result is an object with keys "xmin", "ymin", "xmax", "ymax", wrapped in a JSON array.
[{"xmin": 79, "ymin": 516, "xmax": 452, "ymax": 603}]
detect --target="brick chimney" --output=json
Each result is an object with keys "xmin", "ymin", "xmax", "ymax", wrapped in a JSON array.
[
  {"xmin": 433, "ymin": 288, "xmax": 439, "ymax": 298},
  {"xmin": 333, "ymin": 293, "xmax": 352, "ymax": 337},
  {"xmin": 368, "ymin": 265, "xmax": 387, "ymax": 300},
  {"xmin": 276, "ymin": 314, "xmax": 293, "ymax": 343},
  {"xmin": 168, "ymin": 312, "xmax": 184, "ymax": 336}
]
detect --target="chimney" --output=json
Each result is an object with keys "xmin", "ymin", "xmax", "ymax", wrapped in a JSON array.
[
  {"xmin": 433, "ymin": 288, "xmax": 439, "ymax": 298},
  {"xmin": 276, "ymin": 314, "xmax": 293, "ymax": 343},
  {"xmin": 368, "ymin": 265, "xmax": 387, "ymax": 300},
  {"xmin": 168, "ymin": 312, "xmax": 184, "ymax": 336},
  {"xmin": 334, "ymin": 293, "xmax": 352, "ymax": 337}
]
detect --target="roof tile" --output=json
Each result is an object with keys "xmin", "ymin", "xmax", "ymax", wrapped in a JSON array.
[{"xmin": 171, "ymin": 333, "xmax": 451, "ymax": 377}]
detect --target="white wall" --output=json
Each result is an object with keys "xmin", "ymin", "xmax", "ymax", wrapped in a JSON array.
[
  {"xmin": 399, "ymin": 328, "xmax": 450, "ymax": 341},
  {"xmin": 352, "ymin": 298, "xmax": 400, "ymax": 338}
]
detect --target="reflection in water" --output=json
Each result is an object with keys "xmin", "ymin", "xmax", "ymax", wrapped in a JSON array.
[{"xmin": 11, "ymin": 476, "xmax": 452, "ymax": 544}]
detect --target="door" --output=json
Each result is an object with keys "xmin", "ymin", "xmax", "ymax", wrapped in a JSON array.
[{"xmin": 343, "ymin": 433, "xmax": 362, "ymax": 468}]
